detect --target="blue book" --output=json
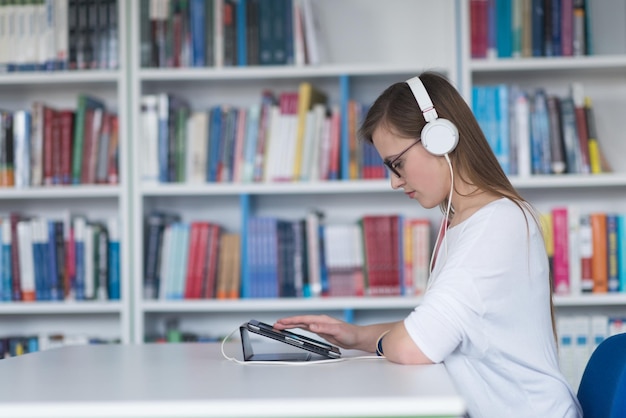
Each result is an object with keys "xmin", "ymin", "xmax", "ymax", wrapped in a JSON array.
[
  {"xmin": 157, "ymin": 94, "xmax": 170, "ymax": 183},
  {"xmin": 73, "ymin": 217, "xmax": 87, "ymax": 301},
  {"xmin": 47, "ymin": 220, "xmax": 61, "ymax": 301},
  {"xmin": 236, "ymin": 0, "xmax": 248, "ymax": 66},
  {"xmin": 495, "ymin": 0, "xmax": 512, "ymax": 57},
  {"xmin": 496, "ymin": 84, "xmax": 510, "ymax": 174},
  {"xmin": 1, "ymin": 220, "xmax": 12, "ymax": 302},
  {"xmin": 243, "ymin": 105, "xmax": 260, "ymax": 182},
  {"xmin": 339, "ymin": 75, "xmax": 350, "ymax": 180},
  {"xmin": 108, "ymin": 219, "xmax": 121, "ymax": 300},
  {"xmin": 207, "ymin": 106, "xmax": 223, "ymax": 182},
  {"xmin": 531, "ymin": 0, "xmax": 545, "ymax": 56},
  {"xmin": 607, "ymin": 214, "xmax": 619, "ymax": 292},
  {"xmin": 190, "ymin": 0, "xmax": 207, "ymax": 67},
  {"xmin": 617, "ymin": 214, "xmax": 626, "ymax": 292}
]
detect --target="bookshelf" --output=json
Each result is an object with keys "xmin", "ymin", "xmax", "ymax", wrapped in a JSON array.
[
  {"xmin": 461, "ymin": 0, "xmax": 626, "ymax": 389},
  {"xmin": 0, "ymin": 2, "xmax": 132, "ymax": 346},
  {"xmin": 129, "ymin": 0, "xmax": 458, "ymax": 342}
]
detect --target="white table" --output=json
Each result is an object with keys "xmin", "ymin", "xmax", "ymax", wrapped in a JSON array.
[{"xmin": 0, "ymin": 343, "xmax": 465, "ymax": 417}]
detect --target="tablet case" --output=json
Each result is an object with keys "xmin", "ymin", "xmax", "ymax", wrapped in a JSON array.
[{"xmin": 239, "ymin": 320, "xmax": 342, "ymax": 361}]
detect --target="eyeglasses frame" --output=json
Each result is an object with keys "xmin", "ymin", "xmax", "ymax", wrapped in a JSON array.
[{"xmin": 383, "ymin": 139, "xmax": 422, "ymax": 178}]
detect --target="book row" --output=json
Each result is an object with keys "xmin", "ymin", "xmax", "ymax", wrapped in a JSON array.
[
  {"xmin": 0, "ymin": 213, "xmax": 121, "ymax": 302},
  {"xmin": 143, "ymin": 211, "xmax": 431, "ymax": 301},
  {"xmin": 0, "ymin": 333, "xmax": 119, "ymax": 360},
  {"xmin": 140, "ymin": 86, "xmax": 385, "ymax": 185},
  {"xmin": 557, "ymin": 315, "xmax": 626, "ymax": 391},
  {"xmin": 542, "ymin": 208, "xmax": 626, "ymax": 297},
  {"xmin": 0, "ymin": 95, "xmax": 120, "ymax": 188},
  {"xmin": 470, "ymin": 0, "xmax": 593, "ymax": 59},
  {"xmin": 472, "ymin": 83, "xmax": 609, "ymax": 177},
  {"xmin": 141, "ymin": 0, "xmax": 322, "ymax": 69},
  {"xmin": 0, "ymin": 0, "xmax": 119, "ymax": 73}
]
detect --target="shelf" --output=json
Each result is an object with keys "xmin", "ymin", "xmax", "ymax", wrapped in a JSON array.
[
  {"xmin": 469, "ymin": 55, "xmax": 626, "ymax": 73},
  {"xmin": 0, "ymin": 70, "xmax": 121, "ymax": 85},
  {"xmin": 141, "ymin": 293, "xmax": 626, "ymax": 313},
  {"xmin": 510, "ymin": 174, "xmax": 626, "ymax": 189},
  {"xmin": 0, "ymin": 301, "xmax": 124, "ymax": 315},
  {"xmin": 138, "ymin": 63, "xmax": 441, "ymax": 81},
  {"xmin": 140, "ymin": 297, "xmax": 423, "ymax": 313},
  {"xmin": 554, "ymin": 294, "xmax": 626, "ymax": 307},
  {"xmin": 139, "ymin": 174, "xmax": 626, "ymax": 197},
  {"xmin": 140, "ymin": 180, "xmax": 396, "ymax": 196},
  {"xmin": 0, "ymin": 185, "xmax": 122, "ymax": 200}
]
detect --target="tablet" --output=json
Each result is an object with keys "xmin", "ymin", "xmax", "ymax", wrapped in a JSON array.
[{"xmin": 240, "ymin": 320, "xmax": 342, "ymax": 361}]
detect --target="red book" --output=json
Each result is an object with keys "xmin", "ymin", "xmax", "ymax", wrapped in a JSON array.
[
  {"xmin": 202, "ymin": 224, "xmax": 221, "ymax": 299},
  {"xmin": 9, "ymin": 213, "xmax": 22, "ymax": 301},
  {"xmin": 552, "ymin": 208, "xmax": 570, "ymax": 295},
  {"xmin": 183, "ymin": 222, "xmax": 202, "ymax": 299},
  {"xmin": 43, "ymin": 107, "xmax": 56, "ymax": 186},
  {"xmin": 107, "ymin": 114, "xmax": 119, "ymax": 184},
  {"xmin": 470, "ymin": 0, "xmax": 488, "ymax": 58},
  {"xmin": 58, "ymin": 110, "xmax": 75, "ymax": 185}
]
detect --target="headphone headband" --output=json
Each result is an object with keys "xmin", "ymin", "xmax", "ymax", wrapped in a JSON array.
[
  {"xmin": 406, "ymin": 76, "xmax": 438, "ymax": 122},
  {"xmin": 405, "ymin": 75, "xmax": 459, "ymax": 156}
]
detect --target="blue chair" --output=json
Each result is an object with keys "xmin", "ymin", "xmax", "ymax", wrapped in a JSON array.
[{"xmin": 577, "ymin": 333, "xmax": 626, "ymax": 418}]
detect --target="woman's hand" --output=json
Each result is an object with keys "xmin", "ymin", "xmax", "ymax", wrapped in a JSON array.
[{"xmin": 273, "ymin": 315, "xmax": 362, "ymax": 350}]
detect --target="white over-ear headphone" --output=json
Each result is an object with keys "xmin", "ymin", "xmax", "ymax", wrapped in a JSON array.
[{"xmin": 406, "ymin": 76, "xmax": 459, "ymax": 156}]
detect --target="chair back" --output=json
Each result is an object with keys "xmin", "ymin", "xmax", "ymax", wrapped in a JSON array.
[{"xmin": 577, "ymin": 333, "xmax": 626, "ymax": 418}]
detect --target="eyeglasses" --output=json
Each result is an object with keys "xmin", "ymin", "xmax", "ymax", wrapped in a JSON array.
[{"xmin": 383, "ymin": 139, "xmax": 421, "ymax": 178}]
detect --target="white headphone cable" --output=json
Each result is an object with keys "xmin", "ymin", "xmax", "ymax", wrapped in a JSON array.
[{"xmin": 428, "ymin": 153, "xmax": 454, "ymax": 276}]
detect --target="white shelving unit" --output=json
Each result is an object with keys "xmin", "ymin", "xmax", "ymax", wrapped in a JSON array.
[
  {"xmin": 0, "ymin": 4, "xmax": 132, "ymax": 344},
  {"xmin": 129, "ymin": 0, "xmax": 458, "ymax": 342},
  {"xmin": 5, "ymin": 0, "xmax": 626, "ymax": 350},
  {"xmin": 457, "ymin": 1, "xmax": 626, "ymax": 322}
]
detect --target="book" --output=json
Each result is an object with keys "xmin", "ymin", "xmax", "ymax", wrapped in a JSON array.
[
  {"xmin": 584, "ymin": 97, "xmax": 610, "ymax": 174},
  {"xmin": 589, "ymin": 213, "xmax": 608, "ymax": 293},
  {"xmin": 293, "ymin": 82, "xmax": 327, "ymax": 181},
  {"xmin": 606, "ymin": 214, "xmax": 619, "ymax": 292},
  {"xmin": 72, "ymin": 94, "xmax": 106, "ymax": 184},
  {"xmin": 140, "ymin": 95, "xmax": 160, "ymax": 183},
  {"xmin": 551, "ymin": 207, "xmax": 570, "ymax": 295}
]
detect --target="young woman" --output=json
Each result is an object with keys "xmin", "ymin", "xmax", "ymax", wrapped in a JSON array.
[{"xmin": 274, "ymin": 72, "xmax": 582, "ymax": 418}]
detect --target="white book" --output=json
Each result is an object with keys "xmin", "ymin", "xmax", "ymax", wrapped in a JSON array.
[
  {"xmin": 140, "ymin": 95, "xmax": 159, "ymax": 184},
  {"xmin": 300, "ymin": 0, "xmax": 323, "ymax": 65},
  {"xmin": 309, "ymin": 104, "xmax": 326, "ymax": 181},
  {"xmin": 589, "ymin": 314, "xmax": 609, "ymax": 353},
  {"xmin": 571, "ymin": 315, "xmax": 591, "ymax": 390},
  {"xmin": 13, "ymin": 110, "xmax": 31, "ymax": 189},
  {"xmin": 556, "ymin": 316, "xmax": 577, "ymax": 390},
  {"xmin": 305, "ymin": 210, "xmax": 323, "ymax": 297},
  {"xmin": 262, "ymin": 105, "xmax": 281, "ymax": 182},
  {"xmin": 242, "ymin": 104, "xmax": 260, "ymax": 183},
  {"xmin": 4, "ymin": 1, "xmax": 16, "ymax": 69},
  {"xmin": 513, "ymin": 88, "xmax": 531, "ymax": 177},
  {"xmin": 0, "ymin": 2, "xmax": 7, "ymax": 71},
  {"xmin": 291, "ymin": 0, "xmax": 306, "ymax": 66},
  {"xmin": 185, "ymin": 110, "xmax": 209, "ymax": 184},
  {"xmin": 54, "ymin": 0, "xmax": 68, "ymax": 67},
  {"xmin": 38, "ymin": 0, "xmax": 55, "ymax": 69},
  {"xmin": 213, "ymin": 0, "xmax": 224, "ymax": 68},
  {"xmin": 17, "ymin": 220, "xmax": 35, "ymax": 300}
]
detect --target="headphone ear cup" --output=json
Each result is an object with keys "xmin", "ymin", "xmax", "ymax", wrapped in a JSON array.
[{"xmin": 421, "ymin": 118, "xmax": 459, "ymax": 156}]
